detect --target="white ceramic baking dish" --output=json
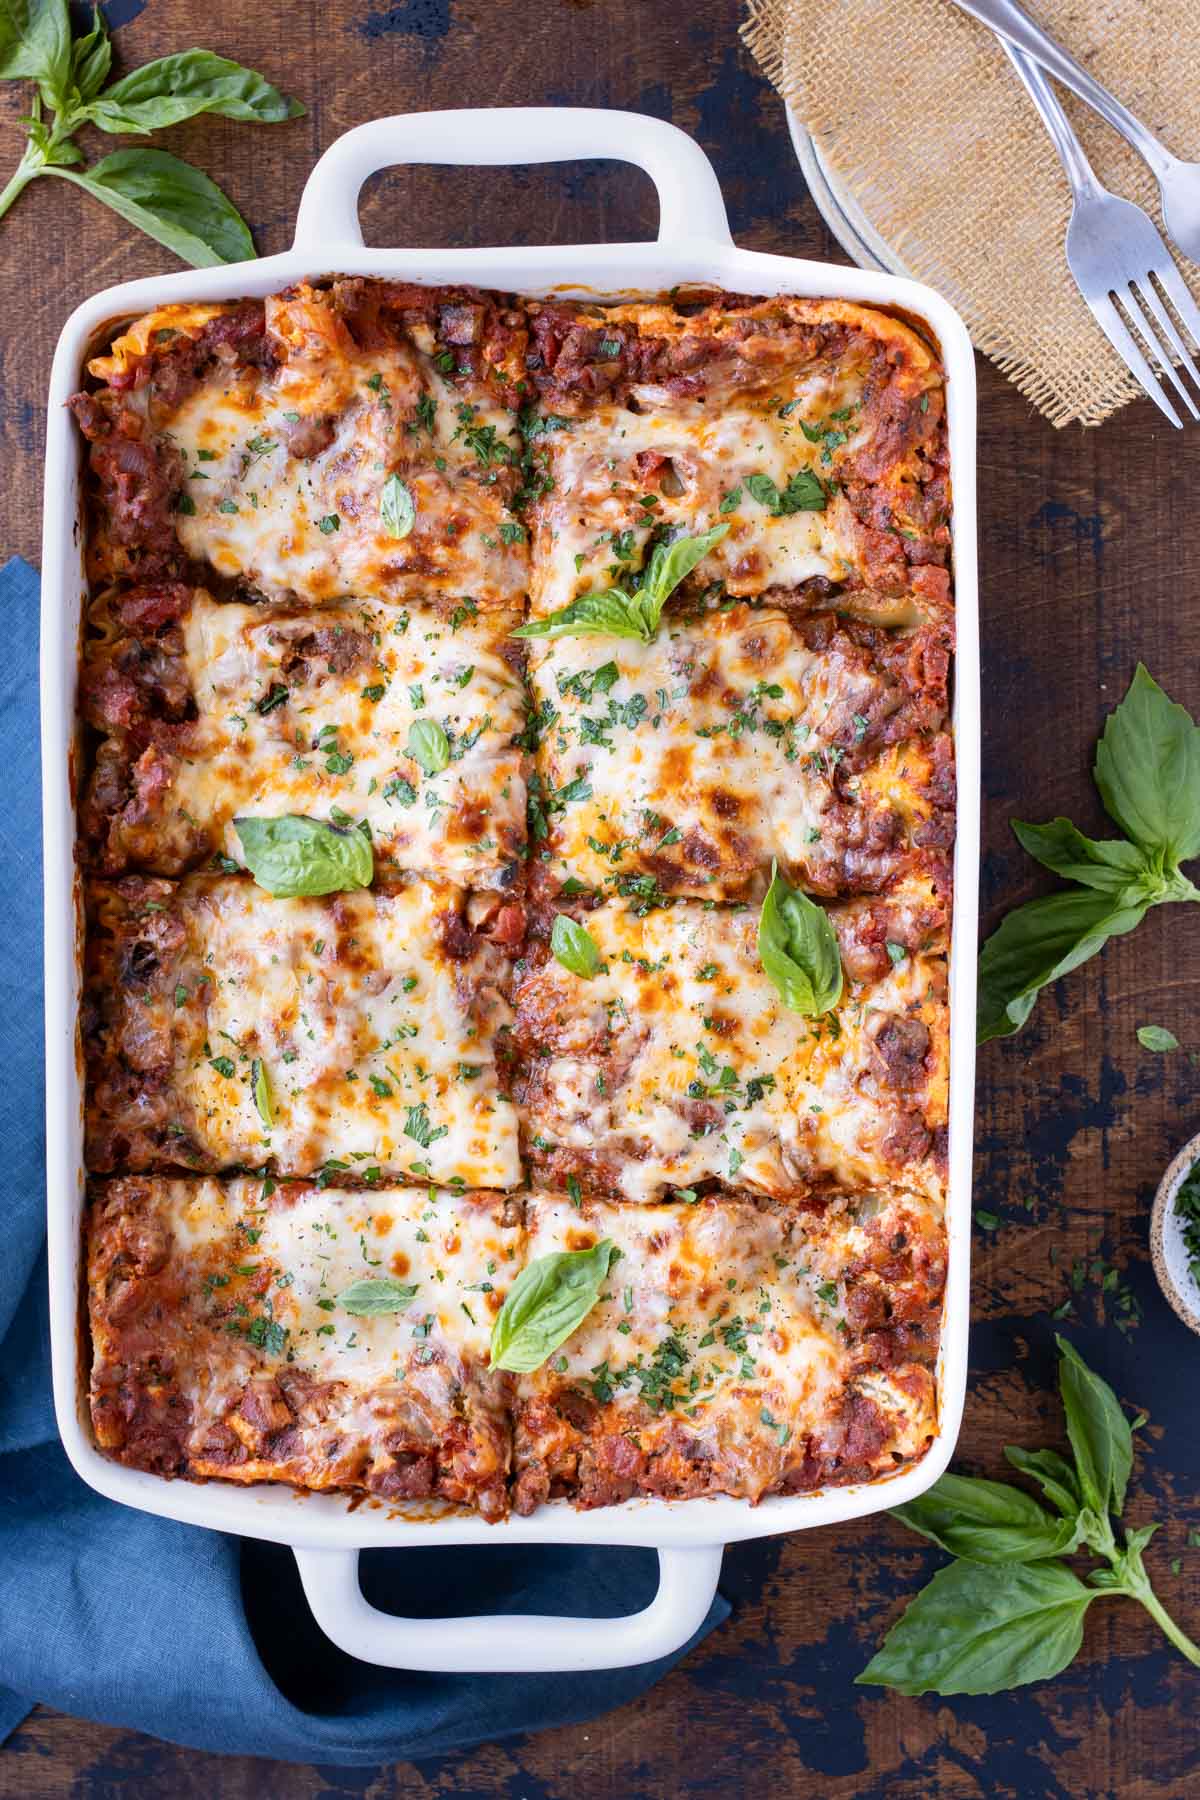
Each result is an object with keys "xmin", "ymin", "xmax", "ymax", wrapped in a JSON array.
[{"xmin": 40, "ymin": 107, "xmax": 979, "ymax": 1675}]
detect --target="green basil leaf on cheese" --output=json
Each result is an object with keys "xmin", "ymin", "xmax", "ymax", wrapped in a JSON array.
[
  {"xmin": 512, "ymin": 524, "xmax": 728, "ymax": 644},
  {"xmin": 512, "ymin": 588, "xmax": 653, "ymax": 643},
  {"xmin": 406, "ymin": 718, "xmax": 450, "ymax": 777},
  {"xmin": 757, "ymin": 862, "xmax": 842, "ymax": 1016},
  {"xmin": 233, "ymin": 813, "xmax": 373, "ymax": 897},
  {"xmin": 638, "ymin": 522, "xmax": 729, "ymax": 624},
  {"xmin": 251, "ymin": 1056, "xmax": 273, "ymax": 1127},
  {"xmin": 550, "ymin": 913, "xmax": 602, "ymax": 978},
  {"xmin": 380, "ymin": 473, "xmax": 415, "ymax": 539},
  {"xmin": 489, "ymin": 1239, "xmax": 620, "ymax": 1373},
  {"xmin": 745, "ymin": 469, "xmax": 826, "ymax": 515},
  {"xmin": 338, "ymin": 1276, "xmax": 419, "ymax": 1316}
]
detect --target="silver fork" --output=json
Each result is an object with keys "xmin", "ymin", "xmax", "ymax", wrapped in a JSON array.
[
  {"xmin": 953, "ymin": 0, "xmax": 1200, "ymax": 267},
  {"xmin": 1003, "ymin": 42, "xmax": 1200, "ymax": 428}
]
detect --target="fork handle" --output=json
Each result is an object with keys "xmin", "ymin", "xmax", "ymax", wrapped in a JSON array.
[
  {"xmin": 999, "ymin": 42, "xmax": 1098, "ymax": 197},
  {"xmin": 948, "ymin": 0, "xmax": 1174, "ymax": 180}
]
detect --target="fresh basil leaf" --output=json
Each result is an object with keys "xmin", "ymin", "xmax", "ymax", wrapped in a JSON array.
[
  {"xmin": 639, "ymin": 522, "xmax": 729, "ymax": 617},
  {"xmin": 1003, "ymin": 1446, "xmax": 1082, "ymax": 1520},
  {"xmin": 234, "ymin": 813, "xmax": 373, "ymax": 897},
  {"xmin": 550, "ymin": 913, "xmax": 602, "ymax": 979},
  {"xmin": 489, "ymin": 1239, "xmax": 620, "ymax": 1373},
  {"xmin": 69, "ymin": 6, "xmax": 110, "ymax": 102},
  {"xmin": 380, "ymin": 473, "xmax": 415, "ymax": 540},
  {"xmin": 1137, "ymin": 1024, "xmax": 1180, "ymax": 1052},
  {"xmin": 406, "ymin": 718, "xmax": 450, "ymax": 777},
  {"xmin": 892, "ymin": 1473, "xmax": 1082, "ymax": 1564},
  {"xmin": 745, "ymin": 472, "xmax": 781, "ymax": 510},
  {"xmin": 513, "ymin": 525, "xmax": 728, "ymax": 644},
  {"xmin": 84, "ymin": 48, "xmax": 303, "ymax": 134},
  {"xmin": 338, "ymin": 1276, "xmax": 419, "ymax": 1317},
  {"xmin": 512, "ymin": 589, "xmax": 650, "ymax": 643},
  {"xmin": 1094, "ymin": 664, "xmax": 1200, "ymax": 865},
  {"xmin": 743, "ymin": 470, "xmax": 826, "ymax": 515},
  {"xmin": 251, "ymin": 1057, "xmax": 273, "ymax": 1128},
  {"xmin": 0, "ymin": 0, "xmax": 71, "ymax": 105},
  {"xmin": 49, "ymin": 150, "xmax": 254, "ymax": 266},
  {"xmin": 857, "ymin": 1559, "xmax": 1094, "ymax": 1696},
  {"xmin": 1056, "ymin": 1334, "xmax": 1133, "ymax": 1518},
  {"xmin": 757, "ymin": 862, "xmax": 842, "ymax": 1016},
  {"xmin": 977, "ymin": 885, "xmax": 1149, "ymax": 1044},
  {"xmin": 778, "ymin": 467, "xmax": 827, "ymax": 512},
  {"xmin": 1012, "ymin": 818, "xmax": 1149, "ymax": 893}
]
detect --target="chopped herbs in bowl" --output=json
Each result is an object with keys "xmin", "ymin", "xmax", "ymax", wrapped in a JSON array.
[{"xmin": 1151, "ymin": 1131, "xmax": 1200, "ymax": 1335}]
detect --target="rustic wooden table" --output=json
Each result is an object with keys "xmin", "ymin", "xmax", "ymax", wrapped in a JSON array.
[{"xmin": 3, "ymin": 2, "xmax": 1198, "ymax": 1795}]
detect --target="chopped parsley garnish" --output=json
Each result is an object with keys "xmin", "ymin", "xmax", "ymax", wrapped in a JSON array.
[{"xmin": 405, "ymin": 1102, "xmax": 448, "ymax": 1149}]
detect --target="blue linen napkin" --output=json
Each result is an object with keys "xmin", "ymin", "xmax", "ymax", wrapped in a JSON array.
[{"xmin": 0, "ymin": 555, "xmax": 727, "ymax": 1760}]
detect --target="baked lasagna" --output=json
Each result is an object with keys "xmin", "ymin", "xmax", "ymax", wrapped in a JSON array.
[
  {"xmin": 88, "ymin": 1178, "xmax": 519, "ymax": 1519},
  {"xmin": 73, "ymin": 280, "xmax": 955, "ymax": 1520}
]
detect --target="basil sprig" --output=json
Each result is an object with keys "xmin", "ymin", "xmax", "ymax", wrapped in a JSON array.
[
  {"xmin": 757, "ymin": 862, "xmax": 843, "ymax": 1016},
  {"xmin": 489, "ymin": 1239, "xmax": 620, "ymax": 1373},
  {"xmin": 513, "ymin": 524, "xmax": 728, "ymax": 644},
  {"xmin": 979, "ymin": 666, "xmax": 1200, "ymax": 1042},
  {"xmin": 234, "ymin": 814, "xmax": 373, "ymax": 897},
  {"xmin": 0, "ymin": 4, "xmax": 302, "ymax": 263},
  {"xmin": 858, "ymin": 1338, "xmax": 1200, "ymax": 1695}
]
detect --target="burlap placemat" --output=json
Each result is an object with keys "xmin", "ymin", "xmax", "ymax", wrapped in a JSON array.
[{"xmin": 743, "ymin": 0, "xmax": 1200, "ymax": 426}]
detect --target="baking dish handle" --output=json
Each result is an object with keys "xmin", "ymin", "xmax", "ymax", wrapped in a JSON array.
[
  {"xmin": 292, "ymin": 1541, "xmax": 723, "ymax": 1672},
  {"xmin": 292, "ymin": 108, "xmax": 733, "ymax": 251}
]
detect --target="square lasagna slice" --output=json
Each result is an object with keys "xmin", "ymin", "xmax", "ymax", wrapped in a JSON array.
[
  {"xmin": 522, "ymin": 294, "xmax": 950, "ymax": 625},
  {"xmin": 70, "ymin": 281, "xmax": 529, "ymax": 608},
  {"xmin": 514, "ymin": 877, "xmax": 948, "ymax": 1203},
  {"xmin": 88, "ymin": 1177, "xmax": 519, "ymax": 1518},
  {"xmin": 511, "ymin": 1189, "xmax": 943, "ymax": 1512},
  {"xmin": 81, "ymin": 584, "xmax": 526, "ymax": 886},
  {"xmin": 527, "ymin": 604, "xmax": 953, "ymax": 901},
  {"xmin": 84, "ymin": 875, "xmax": 521, "ymax": 1188}
]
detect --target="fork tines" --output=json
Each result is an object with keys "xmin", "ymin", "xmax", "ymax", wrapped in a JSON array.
[{"xmin": 1092, "ymin": 270, "xmax": 1200, "ymax": 428}]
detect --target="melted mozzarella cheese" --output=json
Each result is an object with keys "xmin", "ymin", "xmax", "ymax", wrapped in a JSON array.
[
  {"xmin": 517, "ymin": 884, "xmax": 947, "ymax": 1202},
  {"xmin": 529, "ymin": 383, "xmax": 869, "ymax": 619},
  {"xmin": 164, "ymin": 317, "xmax": 524, "ymax": 608},
  {"xmin": 159, "ymin": 593, "xmax": 525, "ymax": 883},
  {"xmin": 519, "ymin": 1191, "xmax": 938, "ymax": 1486},
  {"xmin": 153, "ymin": 880, "xmax": 520, "ymax": 1188},
  {"xmin": 165, "ymin": 1178, "xmax": 518, "ymax": 1377},
  {"xmin": 528, "ymin": 605, "xmax": 935, "ymax": 898}
]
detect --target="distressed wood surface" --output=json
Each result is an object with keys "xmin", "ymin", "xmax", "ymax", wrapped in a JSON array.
[{"xmin": 2, "ymin": 1, "xmax": 1199, "ymax": 1795}]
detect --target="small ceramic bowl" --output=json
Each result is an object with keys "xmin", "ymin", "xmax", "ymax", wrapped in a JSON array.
[{"xmin": 1151, "ymin": 1132, "xmax": 1200, "ymax": 1335}]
